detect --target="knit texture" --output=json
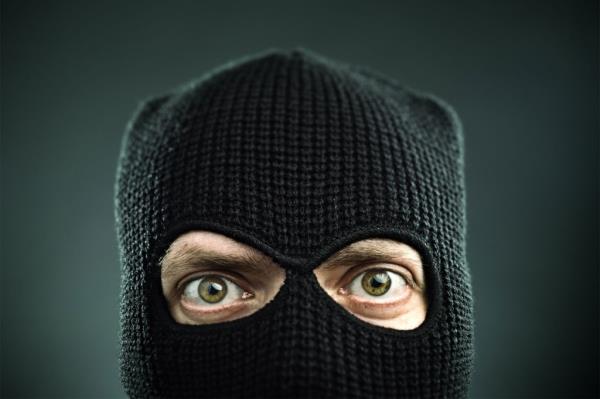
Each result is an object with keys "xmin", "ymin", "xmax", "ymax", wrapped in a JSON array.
[{"xmin": 114, "ymin": 47, "xmax": 474, "ymax": 398}]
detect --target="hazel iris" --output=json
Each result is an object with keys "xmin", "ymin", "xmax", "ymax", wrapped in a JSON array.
[
  {"xmin": 361, "ymin": 270, "xmax": 392, "ymax": 296},
  {"xmin": 198, "ymin": 276, "xmax": 228, "ymax": 303}
]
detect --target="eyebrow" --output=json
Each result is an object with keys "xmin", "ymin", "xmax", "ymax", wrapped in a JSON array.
[
  {"xmin": 161, "ymin": 247, "xmax": 273, "ymax": 279},
  {"xmin": 161, "ymin": 243, "xmax": 424, "ymax": 286},
  {"xmin": 322, "ymin": 244, "xmax": 420, "ymax": 266}
]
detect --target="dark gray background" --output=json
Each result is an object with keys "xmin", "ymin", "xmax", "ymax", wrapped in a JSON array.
[{"xmin": 1, "ymin": 1, "xmax": 598, "ymax": 398}]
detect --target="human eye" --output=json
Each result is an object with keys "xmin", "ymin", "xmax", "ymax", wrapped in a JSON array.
[
  {"xmin": 345, "ymin": 268, "xmax": 409, "ymax": 301},
  {"xmin": 179, "ymin": 274, "xmax": 254, "ymax": 316},
  {"xmin": 337, "ymin": 266, "xmax": 420, "ymax": 320}
]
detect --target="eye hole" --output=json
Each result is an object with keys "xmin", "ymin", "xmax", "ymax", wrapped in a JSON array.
[
  {"xmin": 182, "ymin": 275, "xmax": 250, "ymax": 306},
  {"xmin": 346, "ymin": 269, "xmax": 408, "ymax": 301}
]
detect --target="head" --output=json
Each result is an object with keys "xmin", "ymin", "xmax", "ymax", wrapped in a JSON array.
[{"xmin": 114, "ymin": 48, "xmax": 474, "ymax": 398}]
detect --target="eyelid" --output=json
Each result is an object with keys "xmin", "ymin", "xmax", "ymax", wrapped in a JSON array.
[
  {"xmin": 181, "ymin": 299, "xmax": 247, "ymax": 316},
  {"xmin": 175, "ymin": 270, "xmax": 254, "ymax": 295},
  {"xmin": 339, "ymin": 263, "xmax": 419, "ymax": 291}
]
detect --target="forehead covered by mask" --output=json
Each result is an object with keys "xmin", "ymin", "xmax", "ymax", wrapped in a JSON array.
[{"xmin": 114, "ymin": 48, "xmax": 474, "ymax": 398}]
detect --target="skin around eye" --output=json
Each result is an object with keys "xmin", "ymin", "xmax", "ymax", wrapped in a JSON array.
[
  {"xmin": 159, "ymin": 230, "xmax": 286, "ymax": 325},
  {"xmin": 312, "ymin": 248, "xmax": 427, "ymax": 330}
]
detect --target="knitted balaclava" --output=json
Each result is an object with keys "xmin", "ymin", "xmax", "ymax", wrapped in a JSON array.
[{"xmin": 114, "ymin": 48, "xmax": 474, "ymax": 398}]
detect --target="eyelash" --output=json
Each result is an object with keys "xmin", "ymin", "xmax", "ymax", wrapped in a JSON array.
[
  {"xmin": 340, "ymin": 263, "xmax": 418, "ymax": 291},
  {"xmin": 176, "ymin": 271, "xmax": 253, "ymax": 298}
]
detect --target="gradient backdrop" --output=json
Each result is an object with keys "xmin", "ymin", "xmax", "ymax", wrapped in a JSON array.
[{"xmin": 1, "ymin": 1, "xmax": 598, "ymax": 398}]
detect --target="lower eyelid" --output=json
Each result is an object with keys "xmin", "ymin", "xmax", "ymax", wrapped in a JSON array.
[
  {"xmin": 346, "ymin": 289, "xmax": 412, "ymax": 308},
  {"xmin": 342, "ymin": 293, "xmax": 415, "ymax": 320},
  {"xmin": 180, "ymin": 297, "xmax": 249, "ymax": 315}
]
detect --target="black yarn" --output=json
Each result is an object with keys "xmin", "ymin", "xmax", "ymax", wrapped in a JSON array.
[{"xmin": 114, "ymin": 47, "xmax": 474, "ymax": 398}]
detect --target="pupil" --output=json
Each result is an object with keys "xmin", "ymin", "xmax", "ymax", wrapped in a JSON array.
[
  {"xmin": 208, "ymin": 283, "xmax": 222, "ymax": 296},
  {"xmin": 371, "ymin": 274, "xmax": 387, "ymax": 288}
]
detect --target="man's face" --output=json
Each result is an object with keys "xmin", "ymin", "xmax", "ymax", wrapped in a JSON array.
[{"xmin": 161, "ymin": 230, "xmax": 427, "ymax": 330}]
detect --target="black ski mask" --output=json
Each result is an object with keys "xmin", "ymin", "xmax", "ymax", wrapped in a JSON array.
[{"xmin": 114, "ymin": 48, "xmax": 474, "ymax": 398}]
